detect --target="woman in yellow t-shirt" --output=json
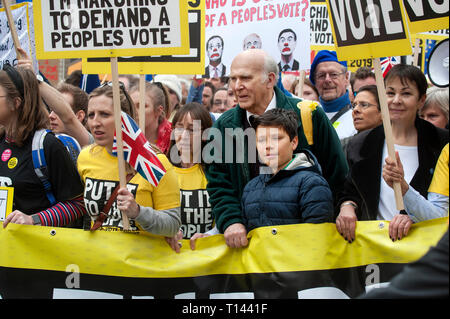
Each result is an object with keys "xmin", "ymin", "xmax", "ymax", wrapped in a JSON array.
[
  {"xmin": 77, "ymin": 83, "xmax": 181, "ymax": 235},
  {"xmin": 165, "ymin": 103, "xmax": 216, "ymax": 252}
]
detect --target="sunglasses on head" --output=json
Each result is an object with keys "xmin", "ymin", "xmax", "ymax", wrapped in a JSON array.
[
  {"xmin": 99, "ymin": 80, "xmax": 134, "ymax": 111},
  {"xmin": 100, "ymin": 80, "xmax": 126, "ymax": 90}
]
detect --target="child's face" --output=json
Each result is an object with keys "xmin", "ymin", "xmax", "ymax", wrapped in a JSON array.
[{"xmin": 256, "ymin": 126, "xmax": 298, "ymax": 173}]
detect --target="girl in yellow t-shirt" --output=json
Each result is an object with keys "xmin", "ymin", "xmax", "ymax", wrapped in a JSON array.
[
  {"xmin": 165, "ymin": 103, "xmax": 216, "ymax": 252},
  {"xmin": 77, "ymin": 83, "xmax": 180, "ymax": 235}
]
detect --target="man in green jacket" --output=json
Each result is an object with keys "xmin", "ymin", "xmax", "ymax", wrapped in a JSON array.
[{"xmin": 205, "ymin": 49, "xmax": 348, "ymax": 248}]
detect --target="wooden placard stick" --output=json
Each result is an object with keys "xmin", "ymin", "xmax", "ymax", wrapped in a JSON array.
[
  {"xmin": 139, "ymin": 74, "xmax": 146, "ymax": 134},
  {"xmin": 1, "ymin": 0, "xmax": 22, "ymax": 59},
  {"xmin": 298, "ymin": 70, "xmax": 306, "ymax": 98},
  {"xmin": 111, "ymin": 57, "xmax": 131, "ymax": 230},
  {"xmin": 412, "ymin": 38, "xmax": 421, "ymax": 67},
  {"xmin": 373, "ymin": 57, "xmax": 405, "ymax": 211}
]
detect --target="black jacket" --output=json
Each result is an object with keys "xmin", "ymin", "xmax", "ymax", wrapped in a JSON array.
[{"xmin": 338, "ymin": 118, "xmax": 448, "ymax": 220}]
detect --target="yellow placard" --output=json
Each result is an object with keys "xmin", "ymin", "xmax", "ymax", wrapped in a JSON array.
[
  {"xmin": 402, "ymin": 0, "xmax": 449, "ymax": 34},
  {"xmin": 325, "ymin": 0, "xmax": 412, "ymax": 61},
  {"xmin": 0, "ymin": 187, "xmax": 14, "ymax": 222},
  {"xmin": 82, "ymin": 0, "xmax": 205, "ymax": 75},
  {"xmin": 33, "ymin": 0, "xmax": 190, "ymax": 59},
  {"xmin": 413, "ymin": 29, "xmax": 450, "ymax": 41}
]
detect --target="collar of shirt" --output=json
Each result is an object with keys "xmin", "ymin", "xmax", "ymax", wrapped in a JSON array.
[
  {"xmin": 281, "ymin": 58, "xmax": 294, "ymax": 71},
  {"xmin": 208, "ymin": 64, "xmax": 223, "ymax": 75},
  {"xmin": 246, "ymin": 91, "xmax": 277, "ymax": 123}
]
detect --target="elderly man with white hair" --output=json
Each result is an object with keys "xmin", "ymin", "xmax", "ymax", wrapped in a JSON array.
[{"xmin": 205, "ymin": 49, "xmax": 348, "ymax": 248}]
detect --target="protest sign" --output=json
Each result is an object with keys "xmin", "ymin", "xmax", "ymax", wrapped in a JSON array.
[
  {"xmin": 402, "ymin": 0, "xmax": 449, "ymax": 34},
  {"xmin": 310, "ymin": 1, "xmax": 372, "ymax": 72},
  {"xmin": 0, "ymin": 187, "xmax": 13, "ymax": 222},
  {"xmin": 38, "ymin": 59, "xmax": 60, "ymax": 86},
  {"xmin": 414, "ymin": 28, "xmax": 449, "ymax": 40},
  {"xmin": 33, "ymin": 0, "xmax": 190, "ymax": 59},
  {"xmin": 310, "ymin": 0, "xmax": 334, "ymax": 50},
  {"xmin": 82, "ymin": 0, "xmax": 205, "ymax": 75},
  {"xmin": 0, "ymin": 2, "xmax": 38, "ymax": 72},
  {"xmin": 205, "ymin": 0, "xmax": 311, "ymax": 75},
  {"xmin": 325, "ymin": 0, "xmax": 412, "ymax": 61},
  {"xmin": 0, "ymin": 218, "xmax": 447, "ymax": 299}
]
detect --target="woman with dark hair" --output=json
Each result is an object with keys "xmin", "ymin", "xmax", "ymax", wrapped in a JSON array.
[
  {"xmin": 0, "ymin": 65, "xmax": 86, "ymax": 228},
  {"xmin": 129, "ymin": 82, "xmax": 172, "ymax": 154},
  {"xmin": 351, "ymin": 85, "xmax": 382, "ymax": 133},
  {"xmin": 336, "ymin": 64, "xmax": 448, "ymax": 243},
  {"xmin": 76, "ymin": 83, "xmax": 181, "ymax": 235},
  {"xmin": 165, "ymin": 102, "xmax": 216, "ymax": 252}
]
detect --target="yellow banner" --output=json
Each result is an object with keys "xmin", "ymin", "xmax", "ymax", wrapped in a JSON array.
[
  {"xmin": 0, "ymin": 218, "xmax": 447, "ymax": 279},
  {"xmin": 33, "ymin": 0, "xmax": 190, "ymax": 59}
]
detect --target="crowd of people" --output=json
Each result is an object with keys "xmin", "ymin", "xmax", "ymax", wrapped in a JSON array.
[{"xmin": 0, "ymin": 45, "xmax": 448, "ymax": 296}]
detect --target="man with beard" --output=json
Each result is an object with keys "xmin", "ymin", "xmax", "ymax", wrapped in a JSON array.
[
  {"xmin": 205, "ymin": 35, "xmax": 227, "ymax": 78},
  {"xmin": 277, "ymin": 29, "xmax": 300, "ymax": 72}
]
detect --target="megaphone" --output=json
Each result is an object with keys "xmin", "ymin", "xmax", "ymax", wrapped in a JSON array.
[{"xmin": 427, "ymin": 39, "xmax": 449, "ymax": 88}]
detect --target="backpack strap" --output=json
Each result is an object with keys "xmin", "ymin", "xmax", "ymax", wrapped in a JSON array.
[
  {"xmin": 55, "ymin": 133, "xmax": 81, "ymax": 164},
  {"xmin": 32, "ymin": 129, "xmax": 57, "ymax": 206},
  {"xmin": 297, "ymin": 100, "xmax": 319, "ymax": 146}
]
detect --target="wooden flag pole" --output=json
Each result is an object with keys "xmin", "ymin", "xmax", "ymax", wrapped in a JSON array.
[
  {"xmin": 1, "ymin": 0, "xmax": 22, "ymax": 59},
  {"xmin": 139, "ymin": 74, "xmax": 146, "ymax": 134},
  {"xmin": 111, "ymin": 57, "xmax": 130, "ymax": 230},
  {"xmin": 373, "ymin": 57, "xmax": 405, "ymax": 211}
]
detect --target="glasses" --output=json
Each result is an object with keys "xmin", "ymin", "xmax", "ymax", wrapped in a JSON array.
[
  {"xmin": 315, "ymin": 72, "xmax": 346, "ymax": 82},
  {"xmin": 351, "ymin": 101, "xmax": 378, "ymax": 109}
]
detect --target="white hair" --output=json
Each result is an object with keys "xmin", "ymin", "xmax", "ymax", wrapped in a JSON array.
[
  {"xmin": 261, "ymin": 53, "xmax": 279, "ymax": 84},
  {"xmin": 422, "ymin": 86, "xmax": 449, "ymax": 122}
]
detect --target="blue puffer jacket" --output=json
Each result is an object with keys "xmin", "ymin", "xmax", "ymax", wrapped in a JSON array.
[{"xmin": 241, "ymin": 150, "xmax": 333, "ymax": 232}]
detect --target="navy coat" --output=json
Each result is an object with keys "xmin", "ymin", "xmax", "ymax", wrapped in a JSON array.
[{"xmin": 241, "ymin": 150, "xmax": 333, "ymax": 232}]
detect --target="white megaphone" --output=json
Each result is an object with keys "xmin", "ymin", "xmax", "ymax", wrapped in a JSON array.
[{"xmin": 427, "ymin": 38, "xmax": 449, "ymax": 88}]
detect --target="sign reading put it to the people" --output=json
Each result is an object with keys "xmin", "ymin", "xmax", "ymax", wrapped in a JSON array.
[
  {"xmin": 325, "ymin": 0, "xmax": 412, "ymax": 60},
  {"xmin": 33, "ymin": 0, "xmax": 190, "ymax": 59}
]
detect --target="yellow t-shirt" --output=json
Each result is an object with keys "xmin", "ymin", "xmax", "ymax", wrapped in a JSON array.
[
  {"xmin": 77, "ymin": 145, "xmax": 180, "ymax": 231},
  {"xmin": 174, "ymin": 164, "xmax": 213, "ymax": 239},
  {"xmin": 428, "ymin": 144, "xmax": 449, "ymax": 197}
]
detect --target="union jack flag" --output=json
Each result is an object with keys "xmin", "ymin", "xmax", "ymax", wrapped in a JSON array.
[
  {"xmin": 112, "ymin": 111, "xmax": 166, "ymax": 187},
  {"xmin": 380, "ymin": 56, "xmax": 400, "ymax": 78}
]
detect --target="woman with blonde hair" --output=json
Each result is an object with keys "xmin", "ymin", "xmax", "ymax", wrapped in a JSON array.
[{"xmin": 77, "ymin": 82, "xmax": 181, "ymax": 235}]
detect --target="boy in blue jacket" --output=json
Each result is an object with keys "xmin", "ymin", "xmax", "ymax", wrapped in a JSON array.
[{"xmin": 242, "ymin": 109, "xmax": 333, "ymax": 232}]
